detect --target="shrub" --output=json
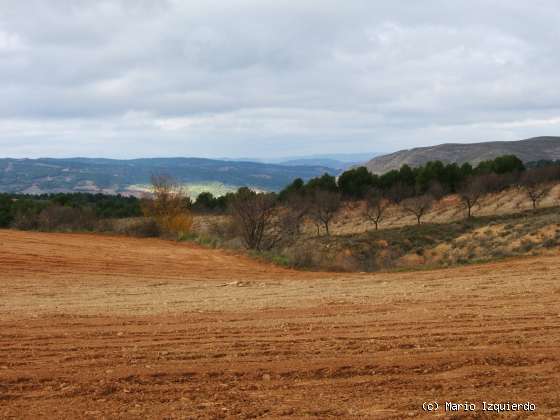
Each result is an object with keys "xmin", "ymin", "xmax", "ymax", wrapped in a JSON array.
[
  {"xmin": 228, "ymin": 187, "xmax": 277, "ymax": 250},
  {"xmin": 160, "ymin": 213, "xmax": 193, "ymax": 239},
  {"xmin": 518, "ymin": 240, "xmax": 535, "ymax": 253},
  {"xmin": 0, "ymin": 195, "xmax": 14, "ymax": 227},
  {"xmin": 543, "ymin": 238, "xmax": 557, "ymax": 248},
  {"xmin": 141, "ymin": 175, "xmax": 193, "ymax": 239},
  {"xmin": 37, "ymin": 205, "xmax": 97, "ymax": 231},
  {"xmin": 208, "ymin": 217, "xmax": 239, "ymax": 240},
  {"xmin": 11, "ymin": 212, "xmax": 40, "ymax": 230},
  {"xmin": 124, "ymin": 218, "xmax": 161, "ymax": 237}
]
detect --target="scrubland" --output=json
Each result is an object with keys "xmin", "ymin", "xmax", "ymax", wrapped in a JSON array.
[{"xmin": 191, "ymin": 184, "xmax": 560, "ymax": 272}]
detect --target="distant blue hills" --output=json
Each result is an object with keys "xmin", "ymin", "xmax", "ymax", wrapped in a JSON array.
[{"xmin": 0, "ymin": 156, "xmax": 346, "ymax": 195}]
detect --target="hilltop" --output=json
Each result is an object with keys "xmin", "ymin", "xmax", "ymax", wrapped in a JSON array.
[{"xmin": 365, "ymin": 136, "xmax": 560, "ymax": 174}]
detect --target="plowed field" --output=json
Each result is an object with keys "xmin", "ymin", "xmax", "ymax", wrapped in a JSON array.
[{"xmin": 1, "ymin": 230, "xmax": 559, "ymax": 419}]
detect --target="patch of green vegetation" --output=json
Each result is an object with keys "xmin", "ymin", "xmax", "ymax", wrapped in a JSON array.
[
  {"xmin": 128, "ymin": 182, "xmax": 239, "ymax": 198},
  {"xmin": 250, "ymin": 251, "xmax": 293, "ymax": 268},
  {"xmin": 179, "ymin": 232, "xmax": 222, "ymax": 248},
  {"xmin": 0, "ymin": 192, "xmax": 142, "ymax": 229},
  {"xmin": 185, "ymin": 183, "xmax": 239, "ymax": 198}
]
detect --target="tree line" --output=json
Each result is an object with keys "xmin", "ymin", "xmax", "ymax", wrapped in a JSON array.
[
  {"xmin": 0, "ymin": 192, "xmax": 141, "ymax": 229},
  {"xmin": 293, "ymin": 154, "xmax": 527, "ymax": 201}
]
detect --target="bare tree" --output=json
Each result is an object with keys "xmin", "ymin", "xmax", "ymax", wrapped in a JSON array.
[
  {"xmin": 520, "ymin": 167, "xmax": 557, "ymax": 209},
  {"xmin": 308, "ymin": 190, "xmax": 341, "ymax": 236},
  {"xmin": 458, "ymin": 176, "xmax": 487, "ymax": 218},
  {"xmin": 401, "ymin": 194, "xmax": 433, "ymax": 224},
  {"xmin": 229, "ymin": 188, "xmax": 277, "ymax": 250},
  {"xmin": 279, "ymin": 192, "xmax": 311, "ymax": 239},
  {"xmin": 523, "ymin": 182, "xmax": 549, "ymax": 209},
  {"xmin": 141, "ymin": 174, "xmax": 193, "ymax": 238},
  {"xmin": 363, "ymin": 188, "xmax": 390, "ymax": 231}
]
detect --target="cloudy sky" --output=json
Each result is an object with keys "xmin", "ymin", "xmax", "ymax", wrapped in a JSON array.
[{"xmin": 1, "ymin": 0, "xmax": 560, "ymax": 159}]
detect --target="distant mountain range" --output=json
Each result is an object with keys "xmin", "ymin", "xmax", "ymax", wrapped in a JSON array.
[
  {"xmin": 220, "ymin": 153, "xmax": 374, "ymax": 170},
  {"xmin": 0, "ymin": 157, "xmax": 338, "ymax": 196},
  {"xmin": 273, "ymin": 158, "xmax": 357, "ymax": 170},
  {"xmin": 364, "ymin": 136, "xmax": 560, "ymax": 174},
  {"xmin": 6, "ymin": 137, "xmax": 558, "ymax": 196}
]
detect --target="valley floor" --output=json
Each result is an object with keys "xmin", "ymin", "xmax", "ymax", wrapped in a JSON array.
[{"xmin": 1, "ymin": 230, "xmax": 559, "ymax": 418}]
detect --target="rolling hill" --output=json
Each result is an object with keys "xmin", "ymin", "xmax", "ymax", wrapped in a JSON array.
[
  {"xmin": 364, "ymin": 136, "xmax": 560, "ymax": 174},
  {"xmin": 275, "ymin": 158, "xmax": 356, "ymax": 170},
  {"xmin": 219, "ymin": 153, "xmax": 374, "ymax": 170},
  {"xmin": 273, "ymin": 153, "xmax": 372, "ymax": 169},
  {"xmin": 0, "ymin": 157, "xmax": 337, "ymax": 195}
]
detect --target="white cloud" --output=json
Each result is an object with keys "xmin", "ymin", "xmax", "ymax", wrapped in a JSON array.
[{"xmin": 0, "ymin": 30, "xmax": 25, "ymax": 51}]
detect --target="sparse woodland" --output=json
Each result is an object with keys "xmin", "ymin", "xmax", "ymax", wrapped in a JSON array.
[
  {"xmin": 3, "ymin": 155, "xmax": 560, "ymax": 272},
  {"xmin": 189, "ymin": 155, "xmax": 560, "ymax": 271},
  {"xmin": 192, "ymin": 154, "xmax": 560, "ymax": 240}
]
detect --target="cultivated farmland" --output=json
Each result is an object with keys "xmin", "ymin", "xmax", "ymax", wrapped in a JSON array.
[{"xmin": 1, "ymin": 230, "xmax": 559, "ymax": 418}]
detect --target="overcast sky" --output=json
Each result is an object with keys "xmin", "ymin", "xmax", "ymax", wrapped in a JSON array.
[{"xmin": 1, "ymin": 0, "xmax": 560, "ymax": 159}]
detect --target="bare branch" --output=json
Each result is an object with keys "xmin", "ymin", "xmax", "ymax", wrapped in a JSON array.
[
  {"xmin": 401, "ymin": 194, "xmax": 433, "ymax": 224},
  {"xmin": 363, "ymin": 188, "xmax": 390, "ymax": 231},
  {"xmin": 458, "ymin": 176, "xmax": 487, "ymax": 218},
  {"xmin": 308, "ymin": 190, "xmax": 341, "ymax": 236},
  {"xmin": 229, "ymin": 188, "xmax": 276, "ymax": 250}
]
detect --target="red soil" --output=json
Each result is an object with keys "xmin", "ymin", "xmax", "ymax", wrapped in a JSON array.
[{"xmin": 1, "ymin": 230, "xmax": 559, "ymax": 418}]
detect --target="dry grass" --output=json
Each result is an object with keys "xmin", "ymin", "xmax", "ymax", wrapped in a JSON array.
[
  {"xmin": 190, "ymin": 183, "xmax": 560, "ymax": 240},
  {"xmin": 257, "ymin": 206, "xmax": 560, "ymax": 272},
  {"xmin": 328, "ymin": 183, "xmax": 560, "ymax": 235}
]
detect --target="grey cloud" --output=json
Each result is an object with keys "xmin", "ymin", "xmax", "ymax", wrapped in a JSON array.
[{"xmin": 1, "ymin": 0, "xmax": 560, "ymax": 158}]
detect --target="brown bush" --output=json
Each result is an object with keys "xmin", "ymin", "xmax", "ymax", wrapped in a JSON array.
[
  {"xmin": 141, "ymin": 175, "xmax": 193, "ymax": 239},
  {"xmin": 228, "ymin": 187, "xmax": 277, "ymax": 250},
  {"xmin": 36, "ymin": 205, "xmax": 97, "ymax": 231},
  {"xmin": 11, "ymin": 212, "xmax": 40, "ymax": 230},
  {"xmin": 207, "ymin": 216, "xmax": 238, "ymax": 239}
]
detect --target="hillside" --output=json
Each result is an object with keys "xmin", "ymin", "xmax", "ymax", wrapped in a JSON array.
[
  {"xmin": 192, "ymin": 182, "xmax": 560, "ymax": 271},
  {"xmin": 365, "ymin": 136, "xmax": 560, "ymax": 173},
  {"xmin": 0, "ymin": 157, "xmax": 337, "ymax": 195}
]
